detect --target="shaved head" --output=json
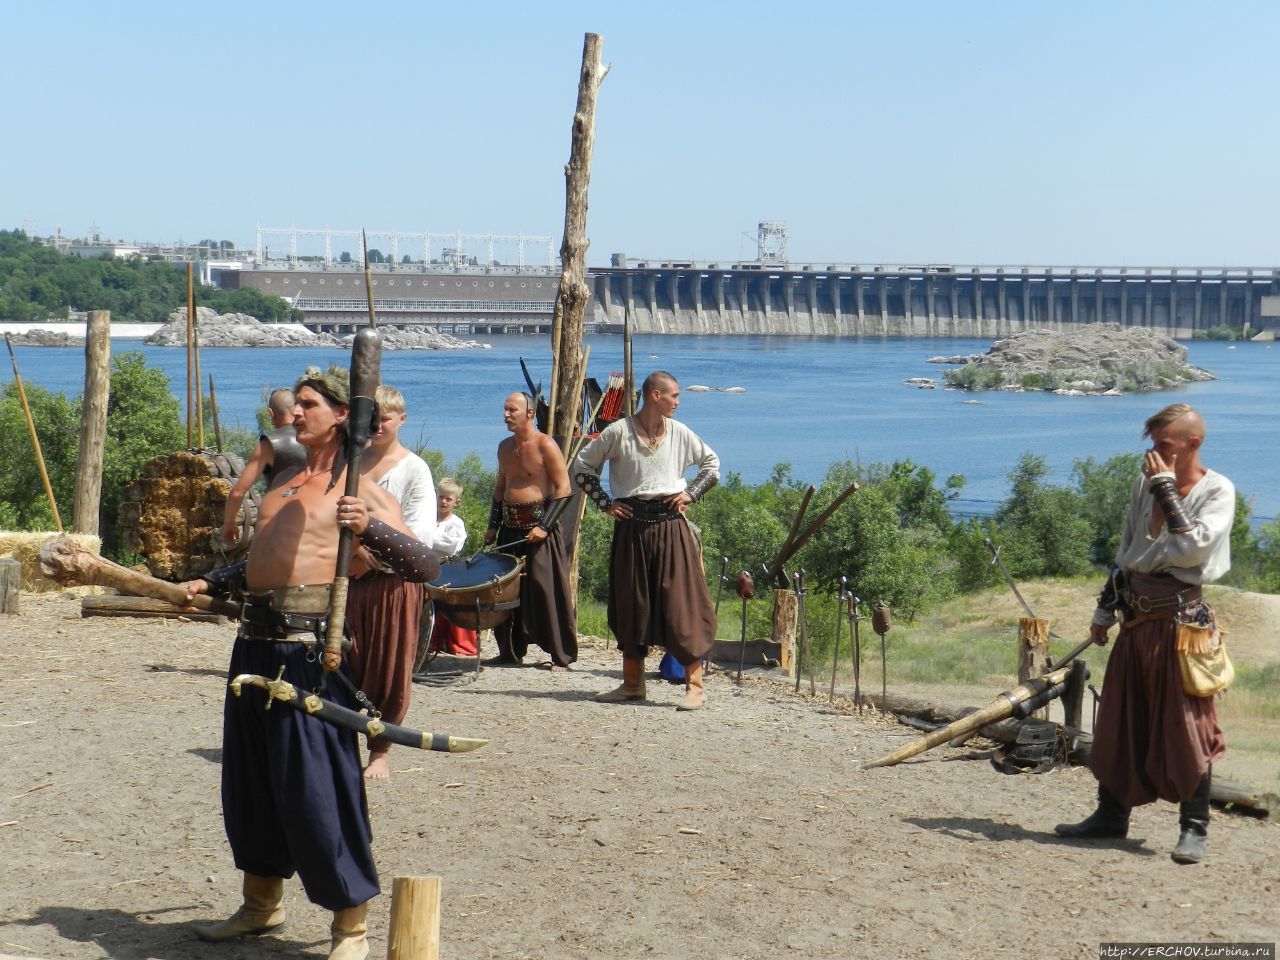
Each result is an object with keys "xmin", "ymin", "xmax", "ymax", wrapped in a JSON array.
[{"xmin": 1144, "ymin": 403, "xmax": 1205, "ymax": 442}]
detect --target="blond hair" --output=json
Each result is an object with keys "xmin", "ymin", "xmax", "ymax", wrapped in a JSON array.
[
  {"xmin": 1143, "ymin": 403, "xmax": 1204, "ymax": 441},
  {"xmin": 438, "ymin": 477, "xmax": 463, "ymax": 498},
  {"xmin": 375, "ymin": 384, "xmax": 405, "ymax": 414}
]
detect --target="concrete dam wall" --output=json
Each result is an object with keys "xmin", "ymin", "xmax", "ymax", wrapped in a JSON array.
[{"xmin": 589, "ymin": 264, "xmax": 1280, "ymax": 339}]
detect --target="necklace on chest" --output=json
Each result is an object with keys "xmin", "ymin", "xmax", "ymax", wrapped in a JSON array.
[{"xmin": 636, "ymin": 419, "xmax": 664, "ymax": 452}]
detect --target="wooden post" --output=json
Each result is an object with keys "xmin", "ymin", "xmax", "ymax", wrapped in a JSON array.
[
  {"xmin": 388, "ymin": 875, "xmax": 441, "ymax": 960},
  {"xmin": 0, "ymin": 557, "xmax": 20, "ymax": 615},
  {"xmin": 1017, "ymin": 617, "xmax": 1051, "ymax": 719},
  {"xmin": 549, "ymin": 32, "xmax": 609, "ymax": 453},
  {"xmin": 1063, "ymin": 658, "xmax": 1088, "ymax": 731},
  {"xmin": 772, "ymin": 588, "xmax": 798, "ymax": 675},
  {"xmin": 185, "ymin": 264, "xmax": 195, "ymax": 447},
  {"xmin": 73, "ymin": 310, "xmax": 110, "ymax": 535}
]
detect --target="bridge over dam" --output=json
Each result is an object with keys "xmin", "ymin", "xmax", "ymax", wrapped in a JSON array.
[{"xmin": 216, "ymin": 261, "xmax": 1280, "ymax": 339}]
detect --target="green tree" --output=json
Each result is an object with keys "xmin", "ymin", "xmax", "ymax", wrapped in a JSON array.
[
  {"xmin": 0, "ymin": 382, "xmax": 80, "ymax": 529},
  {"xmin": 1072, "ymin": 452, "xmax": 1141, "ymax": 565},
  {"xmin": 989, "ymin": 454, "xmax": 1092, "ymax": 580}
]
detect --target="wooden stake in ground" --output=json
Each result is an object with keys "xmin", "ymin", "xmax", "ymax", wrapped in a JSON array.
[
  {"xmin": 549, "ymin": 32, "xmax": 609, "ymax": 453},
  {"xmin": 4, "ymin": 334, "xmax": 62, "ymax": 532},
  {"xmin": 388, "ymin": 875, "xmax": 442, "ymax": 960},
  {"xmin": 190, "ymin": 268, "xmax": 205, "ymax": 449},
  {"xmin": 1017, "ymin": 617, "xmax": 1051, "ymax": 720},
  {"xmin": 73, "ymin": 310, "xmax": 110, "ymax": 536},
  {"xmin": 0, "ymin": 557, "xmax": 20, "ymax": 615}
]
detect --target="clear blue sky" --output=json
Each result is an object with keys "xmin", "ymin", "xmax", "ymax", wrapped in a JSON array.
[{"xmin": 5, "ymin": 0, "xmax": 1278, "ymax": 266}]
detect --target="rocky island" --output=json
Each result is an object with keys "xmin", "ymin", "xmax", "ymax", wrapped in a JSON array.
[
  {"xmin": 145, "ymin": 308, "xmax": 490, "ymax": 350},
  {"xmin": 922, "ymin": 324, "xmax": 1215, "ymax": 395}
]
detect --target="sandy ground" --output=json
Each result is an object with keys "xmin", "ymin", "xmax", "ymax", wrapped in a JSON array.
[{"xmin": 1, "ymin": 593, "xmax": 1277, "ymax": 960}]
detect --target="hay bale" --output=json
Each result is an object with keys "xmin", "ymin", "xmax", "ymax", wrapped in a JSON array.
[
  {"xmin": 117, "ymin": 450, "xmax": 245, "ymax": 581},
  {"xmin": 0, "ymin": 531, "xmax": 102, "ymax": 592}
]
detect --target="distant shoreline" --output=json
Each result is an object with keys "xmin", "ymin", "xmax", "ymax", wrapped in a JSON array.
[{"xmin": 0, "ymin": 321, "xmax": 161, "ymax": 339}]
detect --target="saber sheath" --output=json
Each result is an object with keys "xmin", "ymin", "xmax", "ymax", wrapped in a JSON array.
[{"xmin": 230, "ymin": 671, "xmax": 488, "ymax": 753}]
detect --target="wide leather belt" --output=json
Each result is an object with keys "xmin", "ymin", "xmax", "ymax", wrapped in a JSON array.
[
  {"xmin": 1121, "ymin": 571, "xmax": 1201, "ymax": 616},
  {"xmin": 501, "ymin": 500, "xmax": 546, "ymax": 530},
  {"xmin": 239, "ymin": 585, "xmax": 331, "ymax": 642},
  {"xmin": 622, "ymin": 497, "xmax": 682, "ymax": 524}
]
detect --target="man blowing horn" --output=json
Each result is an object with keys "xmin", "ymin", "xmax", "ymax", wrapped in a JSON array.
[
  {"xmin": 1054, "ymin": 403, "xmax": 1233, "ymax": 865},
  {"xmin": 181, "ymin": 365, "xmax": 439, "ymax": 960}
]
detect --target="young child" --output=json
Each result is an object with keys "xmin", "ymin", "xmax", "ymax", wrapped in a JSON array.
[{"xmin": 428, "ymin": 478, "xmax": 479, "ymax": 657}]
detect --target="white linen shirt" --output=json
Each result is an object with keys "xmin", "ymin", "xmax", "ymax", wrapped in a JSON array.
[
  {"xmin": 573, "ymin": 417, "xmax": 719, "ymax": 499},
  {"xmin": 379, "ymin": 453, "xmax": 438, "ymax": 543}
]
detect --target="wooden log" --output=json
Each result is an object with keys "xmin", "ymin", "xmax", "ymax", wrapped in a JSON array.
[
  {"xmin": 388, "ymin": 875, "xmax": 442, "ymax": 960},
  {"xmin": 771, "ymin": 588, "xmax": 798, "ymax": 675},
  {"xmin": 1017, "ymin": 617, "xmax": 1050, "ymax": 719},
  {"xmin": 0, "ymin": 557, "xmax": 20, "ymax": 614},
  {"xmin": 81, "ymin": 595, "xmax": 227, "ymax": 624},
  {"xmin": 73, "ymin": 310, "xmax": 110, "ymax": 535},
  {"xmin": 550, "ymin": 32, "xmax": 608, "ymax": 452}
]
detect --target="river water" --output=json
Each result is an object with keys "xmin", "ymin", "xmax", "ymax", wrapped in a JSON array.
[{"xmin": 4, "ymin": 335, "xmax": 1276, "ymax": 521}]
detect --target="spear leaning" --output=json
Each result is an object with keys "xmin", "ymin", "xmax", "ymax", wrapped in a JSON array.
[{"xmin": 5, "ymin": 334, "xmax": 62, "ymax": 531}]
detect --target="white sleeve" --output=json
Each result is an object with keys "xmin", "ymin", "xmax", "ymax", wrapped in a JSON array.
[
  {"xmin": 432, "ymin": 515, "xmax": 468, "ymax": 556},
  {"xmin": 393, "ymin": 457, "xmax": 438, "ymax": 543}
]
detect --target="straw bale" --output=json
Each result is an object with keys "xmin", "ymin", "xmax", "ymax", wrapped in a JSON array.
[{"xmin": 118, "ymin": 450, "xmax": 241, "ymax": 581}]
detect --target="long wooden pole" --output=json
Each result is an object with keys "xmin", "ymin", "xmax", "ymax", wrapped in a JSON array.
[
  {"xmin": 190, "ymin": 267, "xmax": 205, "ymax": 448},
  {"xmin": 73, "ymin": 310, "xmax": 111, "ymax": 535},
  {"xmin": 5, "ymin": 335, "xmax": 63, "ymax": 532},
  {"xmin": 549, "ymin": 32, "xmax": 609, "ymax": 452},
  {"xmin": 623, "ymin": 298, "xmax": 635, "ymax": 416},
  {"xmin": 185, "ymin": 265, "xmax": 195, "ymax": 447},
  {"xmin": 363, "ymin": 229, "xmax": 378, "ymax": 330},
  {"xmin": 208, "ymin": 373, "xmax": 223, "ymax": 452}
]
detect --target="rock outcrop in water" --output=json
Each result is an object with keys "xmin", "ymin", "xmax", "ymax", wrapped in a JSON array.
[
  {"xmin": 929, "ymin": 324, "xmax": 1215, "ymax": 395},
  {"xmin": 146, "ymin": 308, "xmax": 339, "ymax": 347},
  {"xmin": 348, "ymin": 325, "xmax": 490, "ymax": 351},
  {"xmin": 5, "ymin": 328, "xmax": 85, "ymax": 347},
  {"xmin": 145, "ymin": 309, "xmax": 488, "ymax": 350}
]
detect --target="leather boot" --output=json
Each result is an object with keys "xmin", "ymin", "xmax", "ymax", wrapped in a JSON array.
[
  {"xmin": 595, "ymin": 657, "xmax": 647, "ymax": 703},
  {"xmin": 1054, "ymin": 784, "xmax": 1130, "ymax": 839},
  {"xmin": 329, "ymin": 902, "xmax": 369, "ymax": 960},
  {"xmin": 1172, "ymin": 771, "xmax": 1211, "ymax": 864},
  {"xmin": 676, "ymin": 660, "xmax": 705, "ymax": 711},
  {"xmin": 193, "ymin": 872, "xmax": 286, "ymax": 941}
]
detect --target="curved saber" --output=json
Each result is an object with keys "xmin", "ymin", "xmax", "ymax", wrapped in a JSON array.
[{"xmin": 230, "ymin": 671, "xmax": 489, "ymax": 754}]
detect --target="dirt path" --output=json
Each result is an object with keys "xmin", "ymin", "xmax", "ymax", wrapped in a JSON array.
[{"xmin": 1, "ymin": 594, "xmax": 1276, "ymax": 960}]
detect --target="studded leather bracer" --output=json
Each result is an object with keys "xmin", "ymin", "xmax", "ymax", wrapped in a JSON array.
[
  {"xmin": 360, "ymin": 519, "xmax": 441, "ymax": 583},
  {"xmin": 685, "ymin": 469, "xmax": 718, "ymax": 503},
  {"xmin": 202, "ymin": 560, "xmax": 247, "ymax": 599},
  {"xmin": 537, "ymin": 495, "xmax": 574, "ymax": 532},
  {"xmin": 574, "ymin": 471, "xmax": 612, "ymax": 512},
  {"xmin": 487, "ymin": 499, "xmax": 503, "ymax": 531},
  {"xmin": 1146, "ymin": 471, "xmax": 1195, "ymax": 534}
]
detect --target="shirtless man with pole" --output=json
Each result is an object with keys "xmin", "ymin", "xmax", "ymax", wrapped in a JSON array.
[
  {"xmin": 184, "ymin": 364, "xmax": 439, "ymax": 960},
  {"xmin": 484, "ymin": 392, "xmax": 577, "ymax": 669}
]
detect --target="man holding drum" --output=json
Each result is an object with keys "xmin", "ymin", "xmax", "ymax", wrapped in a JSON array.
[
  {"xmin": 573, "ymin": 370, "xmax": 720, "ymax": 710},
  {"xmin": 484, "ymin": 392, "xmax": 578, "ymax": 669}
]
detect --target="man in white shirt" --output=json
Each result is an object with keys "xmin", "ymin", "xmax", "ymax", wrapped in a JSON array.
[
  {"xmin": 573, "ymin": 371, "xmax": 719, "ymax": 710},
  {"xmin": 346, "ymin": 385, "xmax": 437, "ymax": 780},
  {"xmin": 1055, "ymin": 404, "xmax": 1233, "ymax": 865}
]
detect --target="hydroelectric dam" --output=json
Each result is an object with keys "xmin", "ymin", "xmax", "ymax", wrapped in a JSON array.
[{"xmin": 216, "ymin": 256, "xmax": 1280, "ymax": 339}]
